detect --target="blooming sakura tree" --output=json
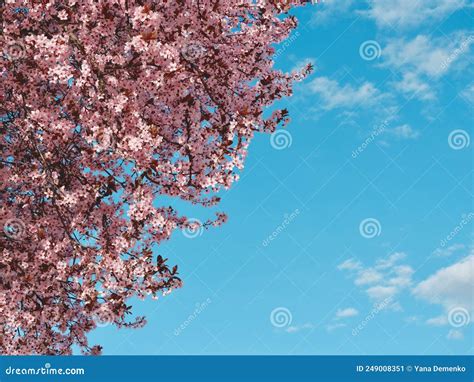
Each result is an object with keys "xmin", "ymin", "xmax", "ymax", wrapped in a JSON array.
[{"xmin": 0, "ymin": 0, "xmax": 312, "ymax": 354}]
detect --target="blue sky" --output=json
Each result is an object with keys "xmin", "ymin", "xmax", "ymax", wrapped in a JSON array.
[{"xmin": 88, "ymin": 1, "xmax": 473, "ymax": 355}]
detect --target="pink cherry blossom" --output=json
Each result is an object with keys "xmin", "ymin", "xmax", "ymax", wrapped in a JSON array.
[{"xmin": 0, "ymin": 0, "xmax": 312, "ymax": 355}]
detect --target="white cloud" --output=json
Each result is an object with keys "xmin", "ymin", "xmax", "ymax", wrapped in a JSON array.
[
  {"xmin": 387, "ymin": 265, "xmax": 415, "ymax": 287},
  {"xmin": 308, "ymin": 77, "xmax": 383, "ymax": 110},
  {"xmin": 336, "ymin": 307, "xmax": 359, "ymax": 318},
  {"xmin": 367, "ymin": 285, "xmax": 398, "ymax": 299},
  {"xmin": 387, "ymin": 124, "xmax": 420, "ymax": 140},
  {"xmin": 285, "ymin": 323, "xmax": 314, "ymax": 333},
  {"xmin": 355, "ymin": 268, "xmax": 384, "ymax": 285},
  {"xmin": 432, "ymin": 243, "xmax": 465, "ymax": 257},
  {"xmin": 405, "ymin": 315, "xmax": 420, "ymax": 324},
  {"xmin": 393, "ymin": 73, "xmax": 435, "ymax": 100},
  {"xmin": 382, "ymin": 33, "xmax": 474, "ymax": 100},
  {"xmin": 338, "ymin": 253, "xmax": 413, "ymax": 307},
  {"xmin": 310, "ymin": 0, "xmax": 356, "ymax": 25},
  {"xmin": 413, "ymin": 255, "xmax": 474, "ymax": 312},
  {"xmin": 375, "ymin": 252, "xmax": 406, "ymax": 270},
  {"xmin": 326, "ymin": 323, "xmax": 346, "ymax": 332},
  {"xmin": 366, "ymin": 0, "xmax": 468, "ymax": 29},
  {"xmin": 447, "ymin": 329, "xmax": 464, "ymax": 340},
  {"xmin": 460, "ymin": 82, "xmax": 474, "ymax": 104},
  {"xmin": 340, "ymin": 251, "xmax": 473, "ymax": 332},
  {"xmin": 327, "ymin": 308, "xmax": 359, "ymax": 333},
  {"xmin": 338, "ymin": 258, "xmax": 362, "ymax": 271},
  {"xmin": 426, "ymin": 315, "xmax": 448, "ymax": 326},
  {"xmin": 383, "ymin": 34, "xmax": 473, "ymax": 77}
]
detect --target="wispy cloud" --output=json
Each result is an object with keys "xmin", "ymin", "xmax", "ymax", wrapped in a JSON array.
[
  {"xmin": 338, "ymin": 258, "xmax": 362, "ymax": 271},
  {"xmin": 340, "ymin": 251, "xmax": 473, "ymax": 337},
  {"xmin": 365, "ymin": 0, "xmax": 469, "ymax": 29},
  {"xmin": 326, "ymin": 322, "xmax": 347, "ymax": 332},
  {"xmin": 327, "ymin": 307, "xmax": 360, "ymax": 333},
  {"xmin": 307, "ymin": 77, "xmax": 384, "ymax": 110},
  {"xmin": 432, "ymin": 243, "xmax": 465, "ymax": 257},
  {"xmin": 412, "ymin": 253, "xmax": 472, "ymax": 341},
  {"xmin": 393, "ymin": 73, "xmax": 435, "ymax": 101},
  {"xmin": 447, "ymin": 329, "xmax": 464, "ymax": 340},
  {"xmin": 339, "ymin": 252, "xmax": 413, "ymax": 308},
  {"xmin": 387, "ymin": 124, "xmax": 420, "ymax": 140},
  {"xmin": 285, "ymin": 323, "xmax": 314, "ymax": 333},
  {"xmin": 375, "ymin": 252, "xmax": 407, "ymax": 270},
  {"xmin": 460, "ymin": 82, "xmax": 474, "ymax": 104},
  {"xmin": 383, "ymin": 33, "xmax": 473, "ymax": 77},
  {"xmin": 355, "ymin": 268, "xmax": 383, "ymax": 286},
  {"xmin": 336, "ymin": 307, "xmax": 359, "ymax": 318},
  {"xmin": 412, "ymin": 254, "xmax": 474, "ymax": 313},
  {"xmin": 382, "ymin": 33, "xmax": 474, "ymax": 100},
  {"xmin": 426, "ymin": 315, "xmax": 448, "ymax": 326},
  {"xmin": 310, "ymin": 0, "xmax": 356, "ymax": 25}
]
